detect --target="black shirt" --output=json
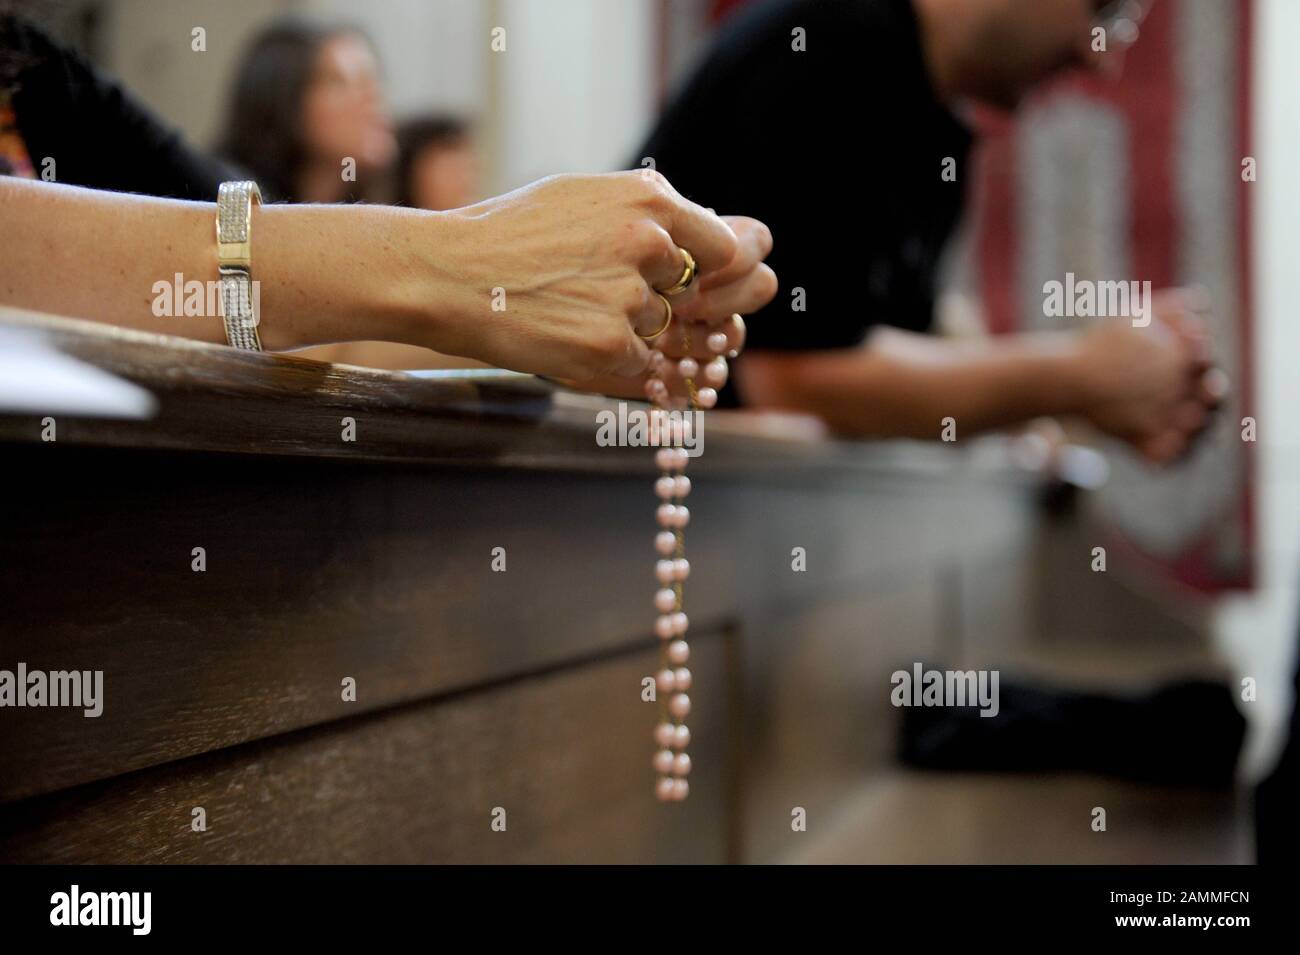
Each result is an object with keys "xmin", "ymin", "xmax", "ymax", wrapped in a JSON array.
[
  {"xmin": 637, "ymin": 0, "xmax": 972, "ymax": 404},
  {"xmin": 1, "ymin": 14, "xmax": 232, "ymax": 200}
]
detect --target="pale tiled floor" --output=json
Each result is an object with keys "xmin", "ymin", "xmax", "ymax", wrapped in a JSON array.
[
  {"xmin": 791, "ymin": 770, "xmax": 1251, "ymax": 864},
  {"xmin": 785, "ymin": 614, "xmax": 1257, "ymax": 865}
]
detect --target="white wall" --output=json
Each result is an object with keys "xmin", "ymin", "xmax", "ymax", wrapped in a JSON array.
[
  {"xmin": 1214, "ymin": 0, "xmax": 1300, "ymax": 779},
  {"xmin": 103, "ymin": 0, "xmax": 281, "ymax": 148},
  {"xmin": 491, "ymin": 0, "xmax": 656, "ymax": 192}
]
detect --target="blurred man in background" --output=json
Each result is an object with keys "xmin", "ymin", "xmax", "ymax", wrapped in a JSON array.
[{"xmin": 637, "ymin": 0, "xmax": 1220, "ymax": 462}]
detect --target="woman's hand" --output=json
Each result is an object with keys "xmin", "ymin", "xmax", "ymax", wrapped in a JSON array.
[
  {"xmin": 548, "ymin": 214, "xmax": 776, "ymax": 400},
  {"xmin": 410, "ymin": 171, "xmax": 743, "ymax": 379},
  {"xmin": 0, "ymin": 175, "xmax": 760, "ymax": 383}
]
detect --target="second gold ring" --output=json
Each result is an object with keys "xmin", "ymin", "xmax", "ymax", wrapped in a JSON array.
[{"xmin": 639, "ymin": 293, "xmax": 674, "ymax": 342}]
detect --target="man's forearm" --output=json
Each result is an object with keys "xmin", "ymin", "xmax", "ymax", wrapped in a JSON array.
[{"xmin": 734, "ymin": 328, "xmax": 1095, "ymax": 440}]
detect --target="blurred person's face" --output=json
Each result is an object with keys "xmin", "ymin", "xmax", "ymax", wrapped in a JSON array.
[
  {"xmin": 409, "ymin": 139, "xmax": 481, "ymax": 211},
  {"xmin": 300, "ymin": 33, "xmax": 396, "ymax": 171},
  {"xmin": 957, "ymin": 0, "xmax": 1148, "ymax": 109}
]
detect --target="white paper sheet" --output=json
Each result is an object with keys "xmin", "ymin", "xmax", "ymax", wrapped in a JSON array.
[{"xmin": 0, "ymin": 328, "xmax": 157, "ymax": 419}]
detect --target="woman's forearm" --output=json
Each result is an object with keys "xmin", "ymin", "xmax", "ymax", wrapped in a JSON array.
[
  {"xmin": 2, "ymin": 172, "xmax": 773, "ymax": 380},
  {"xmin": 0, "ymin": 176, "xmax": 454, "ymax": 350}
]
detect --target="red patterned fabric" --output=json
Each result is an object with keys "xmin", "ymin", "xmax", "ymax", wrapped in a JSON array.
[{"xmin": 968, "ymin": 0, "xmax": 1255, "ymax": 591}]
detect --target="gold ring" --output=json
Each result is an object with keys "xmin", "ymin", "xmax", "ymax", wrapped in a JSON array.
[
  {"xmin": 659, "ymin": 247, "xmax": 696, "ymax": 296},
  {"xmin": 639, "ymin": 293, "xmax": 673, "ymax": 341}
]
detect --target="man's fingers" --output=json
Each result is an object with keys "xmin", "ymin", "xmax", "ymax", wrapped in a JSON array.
[
  {"xmin": 1173, "ymin": 398, "xmax": 1208, "ymax": 434},
  {"xmin": 1140, "ymin": 430, "xmax": 1186, "ymax": 465},
  {"xmin": 1199, "ymin": 367, "xmax": 1230, "ymax": 407}
]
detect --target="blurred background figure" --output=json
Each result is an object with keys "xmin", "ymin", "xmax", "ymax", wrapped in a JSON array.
[
  {"xmin": 395, "ymin": 115, "xmax": 480, "ymax": 210},
  {"xmin": 219, "ymin": 17, "xmax": 396, "ymax": 203},
  {"xmin": 217, "ymin": 17, "xmax": 473, "ymax": 366},
  {"xmin": 0, "ymin": 91, "xmax": 34, "ymax": 178}
]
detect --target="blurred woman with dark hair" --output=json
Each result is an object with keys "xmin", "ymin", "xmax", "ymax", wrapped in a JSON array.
[
  {"xmin": 219, "ymin": 18, "xmax": 396, "ymax": 203},
  {"xmin": 395, "ymin": 115, "xmax": 480, "ymax": 211}
]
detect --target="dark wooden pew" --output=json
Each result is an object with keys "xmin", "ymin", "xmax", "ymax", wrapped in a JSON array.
[{"xmin": 0, "ymin": 308, "xmax": 1205, "ymax": 863}]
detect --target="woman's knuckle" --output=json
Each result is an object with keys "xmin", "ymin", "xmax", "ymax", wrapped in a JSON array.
[
  {"xmin": 594, "ymin": 324, "xmax": 632, "ymax": 367},
  {"xmin": 620, "ymin": 278, "xmax": 650, "ymax": 315},
  {"xmin": 624, "ymin": 220, "xmax": 667, "ymax": 261}
]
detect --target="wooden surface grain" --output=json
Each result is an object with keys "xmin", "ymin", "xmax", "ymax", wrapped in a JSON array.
[
  {"xmin": 0, "ymin": 306, "xmax": 1038, "ymax": 488},
  {"xmin": 0, "ymin": 639, "xmax": 729, "ymax": 864},
  {"xmin": 0, "ymin": 307, "xmax": 1114, "ymax": 864}
]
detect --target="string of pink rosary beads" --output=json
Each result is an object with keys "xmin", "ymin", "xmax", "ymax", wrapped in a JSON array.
[{"xmin": 644, "ymin": 320, "xmax": 729, "ymax": 802}]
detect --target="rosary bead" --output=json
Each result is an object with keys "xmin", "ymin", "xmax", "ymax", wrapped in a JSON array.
[
  {"xmin": 644, "ymin": 377, "xmax": 667, "ymax": 401},
  {"xmin": 654, "ymin": 748, "xmax": 676, "ymax": 775},
  {"xmin": 649, "ymin": 330, "xmax": 715, "ymax": 803},
  {"xmin": 703, "ymin": 357, "xmax": 728, "ymax": 386},
  {"xmin": 656, "ymin": 447, "xmax": 689, "ymax": 471},
  {"xmin": 655, "ymin": 721, "xmax": 678, "ymax": 748}
]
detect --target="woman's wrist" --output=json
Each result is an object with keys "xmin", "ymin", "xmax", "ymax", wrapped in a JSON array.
[
  {"xmin": 255, "ymin": 203, "xmax": 471, "ymax": 353},
  {"xmin": 368, "ymin": 206, "xmax": 479, "ymax": 356}
]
